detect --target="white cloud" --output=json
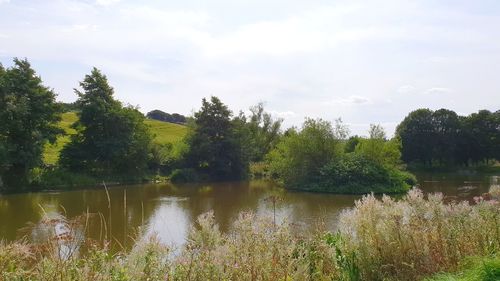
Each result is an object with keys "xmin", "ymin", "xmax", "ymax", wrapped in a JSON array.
[
  {"xmin": 0, "ymin": 0, "xmax": 499, "ymax": 136},
  {"xmin": 95, "ymin": 0, "xmax": 121, "ymax": 6},
  {"xmin": 269, "ymin": 110, "xmax": 296, "ymax": 118},
  {"xmin": 423, "ymin": 87, "xmax": 452, "ymax": 95},
  {"xmin": 328, "ymin": 95, "xmax": 370, "ymax": 105}
]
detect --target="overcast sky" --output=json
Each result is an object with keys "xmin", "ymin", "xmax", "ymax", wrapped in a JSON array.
[{"xmin": 1, "ymin": 0, "xmax": 499, "ymax": 136}]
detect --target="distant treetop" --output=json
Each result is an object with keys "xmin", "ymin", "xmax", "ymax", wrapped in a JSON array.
[{"xmin": 146, "ymin": 110, "xmax": 187, "ymax": 124}]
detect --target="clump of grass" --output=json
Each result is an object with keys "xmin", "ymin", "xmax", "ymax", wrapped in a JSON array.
[
  {"xmin": 338, "ymin": 188, "xmax": 500, "ymax": 280},
  {"xmin": 171, "ymin": 211, "xmax": 344, "ymax": 280},
  {"xmin": 425, "ymin": 255, "xmax": 500, "ymax": 281}
]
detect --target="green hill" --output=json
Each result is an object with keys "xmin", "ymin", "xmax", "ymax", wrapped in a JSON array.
[{"xmin": 43, "ymin": 112, "xmax": 188, "ymax": 165}]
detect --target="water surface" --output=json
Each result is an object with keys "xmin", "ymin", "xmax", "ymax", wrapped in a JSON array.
[{"xmin": 0, "ymin": 172, "xmax": 497, "ymax": 249}]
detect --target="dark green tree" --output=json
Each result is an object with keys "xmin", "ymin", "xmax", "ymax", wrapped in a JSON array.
[
  {"xmin": 461, "ymin": 110, "xmax": 499, "ymax": 165},
  {"xmin": 0, "ymin": 58, "xmax": 62, "ymax": 190},
  {"xmin": 184, "ymin": 96, "xmax": 247, "ymax": 180},
  {"xmin": 60, "ymin": 68, "xmax": 152, "ymax": 177},
  {"xmin": 431, "ymin": 109, "xmax": 461, "ymax": 165},
  {"xmin": 396, "ymin": 109, "xmax": 435, "ymax": 166}
]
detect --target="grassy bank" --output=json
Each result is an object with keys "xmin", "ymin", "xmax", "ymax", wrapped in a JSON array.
[
  {"xmin": 426, "ymin": 256, "xmax": 500, "ymax": 281},
  {"xmin": 1, "ymin": 187, "xmax": 498, "ymax": 280},
  {"xmin": 43, "ymin": 112, "xmax": 188, "ymax": 165}
]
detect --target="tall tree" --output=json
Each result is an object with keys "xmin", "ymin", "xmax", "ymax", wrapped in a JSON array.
[
  {"xmin": 244, "ymin": 102, "xmax": 282, "ymax": 162},
  {"xmin": 431, "ymin": 109, "xmax": 461, "ymax": 164},
  {"xmin": 267, "ymin": 118, "xmax": 341, "ymax": 187},
  {"xmin": 396, "ymin": 109, "xmax": 435, "ymax": 166},
  {"xmin": 60, "ymin": 68, "xmax": 152, "ymax": 177},
  {"xmin": 0, "ymin": 58, "xmax": 62, "ymax": 190},
  {"xmin": 184, "ymin": 96, "xmax": 247, "ymax": 180}
]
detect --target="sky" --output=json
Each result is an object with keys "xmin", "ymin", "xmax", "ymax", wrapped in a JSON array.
[{"xmin": 0, "ymin": 0, "xmax": 499, "ymax": 136}]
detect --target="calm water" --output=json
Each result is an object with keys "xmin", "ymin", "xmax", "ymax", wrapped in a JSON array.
[{"xmin": 0, "ymin": 172, "xmax": 498, "ymax": 250}]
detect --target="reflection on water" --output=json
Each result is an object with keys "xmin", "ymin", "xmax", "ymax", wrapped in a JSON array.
[{"xmin": 0, "ymin": 173, "xmax": 498, "ymax": 251}]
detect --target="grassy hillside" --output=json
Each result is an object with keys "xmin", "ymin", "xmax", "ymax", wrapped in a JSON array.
[{"xmin": 43, "ymin": 112, "xmax": 188, "ymax": 165}]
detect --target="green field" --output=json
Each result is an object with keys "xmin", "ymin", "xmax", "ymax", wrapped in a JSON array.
[{"xmin": 43, "ymin": 112, "xmax": 188, "ymax": 165}]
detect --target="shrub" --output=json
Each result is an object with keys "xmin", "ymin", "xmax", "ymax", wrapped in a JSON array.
[
  {"xmin": 293, "ymin": 154, "xmax": 413, "ymax": 194},
  {"xmin": 170, "ymin": 168, "xmax": 200, "ymax": 183}
]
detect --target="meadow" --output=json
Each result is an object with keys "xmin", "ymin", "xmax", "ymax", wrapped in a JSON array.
[{"xmin": 43, "ymin": 112, "xmax": 188, "ymax": 165}]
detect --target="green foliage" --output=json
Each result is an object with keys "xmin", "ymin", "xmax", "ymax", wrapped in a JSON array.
[
  {"xmin": 183, "ymin": 96, "xmax": 247, "ymax": 181},
  {"xmin": 354, "ymin": 125, "xmax": 402, "ymax": 168},
  {"xmin": 344, "ymin": 135, "xmax": 361, "ymax": 153},
  {"xmin": 0, "ymin": 58, "xmax": 62, "ymax": 190},
  {"xmin": 146, "ymin": 109, "xmax": 187, "ymax": 124},
  {"xmin": 60, "ymin": 68, "xmax": 152, "ymax": 177},
  {"xmin": 396, "ymin": 108, "xmax": 500, "ymax": 167},
  {"xmin": 243, "ymin": 102, "xmax": 283, "ymax": 162},
  {"xmin": 170, "ymin": 168, "xmax": 201, "ymax": 183},
  {"xmin": 43, "ymin": 112, "xmax": 188, "ymax": 166},
  {"xmin": 267, "ymin": 118, "xmax": 342, "ymax": 187},
  {"xmin": 267, "ymin": 120, "xmax": 412, "ymax": 193},
  {"xmin": 426, "ymin": 256, "xmax": 500, "ymax": 281},
  {"xmin": 311, "ymin": 153, "xmax": 412, "ymax": 194}
]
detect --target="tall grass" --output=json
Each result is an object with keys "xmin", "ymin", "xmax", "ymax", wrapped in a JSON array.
[
  {"xmin": 0, "ymin": 187, "xmax": 499, "ymax": 280},
  {"xmin": 339, "ymin": 188, "xmax": 500, "ymax": 280}
]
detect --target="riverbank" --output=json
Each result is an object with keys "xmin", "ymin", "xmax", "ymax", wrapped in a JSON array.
[{"xmin": 1, "ymin": 187, "xmax": 498, "ymax": 281}]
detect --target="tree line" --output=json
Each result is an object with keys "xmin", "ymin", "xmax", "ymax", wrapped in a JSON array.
[
  {"xmin": 146, "ymin": 110, "xmax": 187, "ymax": 124},
  {"xmin": 1, "ymin": 57, "xmax": 499, "ymax": 193},
  {"xmin": 396, "ymin": 108, "xmax": 500, "ymax": 167}
]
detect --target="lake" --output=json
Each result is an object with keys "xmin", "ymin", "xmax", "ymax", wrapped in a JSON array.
[{"xmin": 0, "ymin": 172, "xmax": 498, "ymax": 251}]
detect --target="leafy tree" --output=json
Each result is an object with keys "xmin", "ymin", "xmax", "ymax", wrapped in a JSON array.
[
  {"xmin": 368, "ymin": 124, "xmax": 386, "ymax": 140},
  {"xmin": 344, "ymin": 135, "xmax": 361, "ymax": 153},
  {"xmin": 267, "ymin": 118, "xmax": 341, "ymax": 187},
  {"xmin": 60, "ymin": 68, "xmax": 152, "ymax": 177},
  {"xmin": 355, "ymin": 124, "xmax": 401, "ymax": 168},
  {"xmin": 431, "ymin": 109, "xmax": 461, "ymax": 164},
  {"xmin": 239, "ymin": 103, "xmax": 282, "ymax": 162},
  {"xmin": 461, "ymin": 110, "xmax": 499, "ymax": 165},
  {"xmin": 396, "ymin": 109, "xmax": 435, "ymax": 166},
  {"xmin": 397, "ymin": 108, "xmax": 499, "ymax": 167},
  {"xmin": 0, "ymin": 58, "xmax": 62, "ymax": 190},
  {"xmin": 184, "ymin": 96, "xmax": 247, "ymax": 181}
]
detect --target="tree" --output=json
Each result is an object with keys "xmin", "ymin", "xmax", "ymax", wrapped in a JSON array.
[
  {"xmin": 431, "ymin": 109, "xmax": 461, "ymax": 165},
  {"xmin": 60, "ymin": 68, "xmax": 152, "ymax": 177},
  {"xmin": 267, "ymin": 118, "xmax": 341, "ymax": 187},
  {"xmin": 344, "ymin": 136, "xmax": 361, "ymax": 153},
  {"xmin": 396, "ymin": 109, "xmax": 435, "ymax": 166},
  {"xmin": 184, "ymin": 96, "xmax": 247, "ymax": 181},
  {"xmin": 0, "ymin": 58, "xmax": 62, "ymax": 190},
  {"xmin": 355, "ymin": 125, "xmax": 401, "ymax": 168},
  {"xmin": 461, "ymin": 110, "xmax": 499, "ymax": 165},
  {"xmin": 146, "ymin": 110, "xmax": 187, "ymax": 124},
  {"xmin": 396, "ymin": 108, "xmax": 500, "ymax": 167},
  {"xmin": 242, "ymin": 102, "xmax": 282, "ymax": 162}
]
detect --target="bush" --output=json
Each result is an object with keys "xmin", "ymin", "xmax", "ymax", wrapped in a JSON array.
[
  {"xmin": 33, "ymin": 168, "xmax": 98, "ymax": 189},
  {"xmin": 291, "ymin": 154, "xmax": 413, "ymax": 194},
  {"xmin": 170, "ymin": 168, "xmax": 200, "ymax": 183}
]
